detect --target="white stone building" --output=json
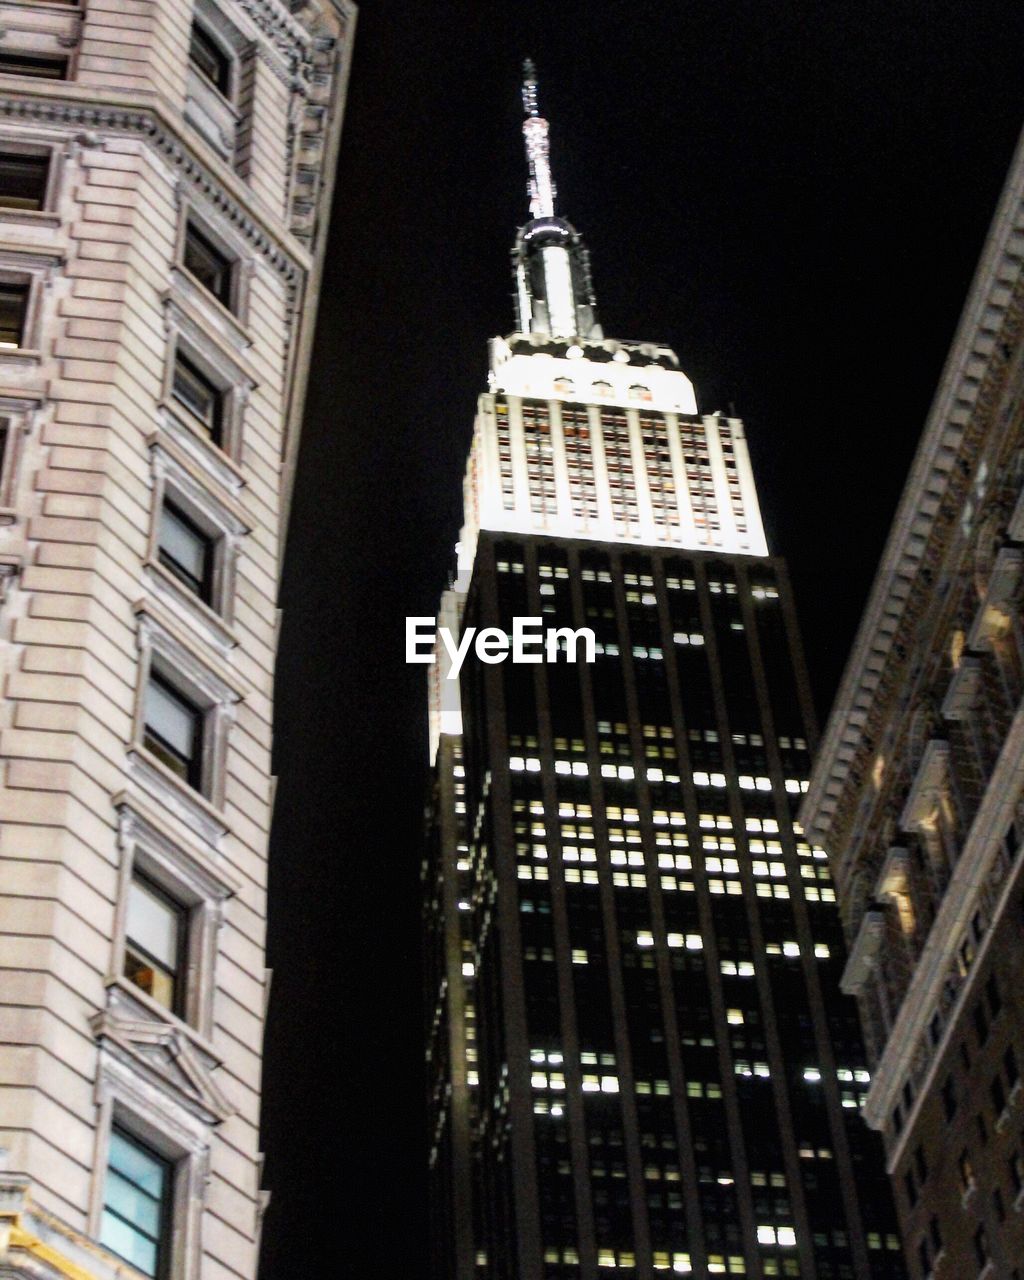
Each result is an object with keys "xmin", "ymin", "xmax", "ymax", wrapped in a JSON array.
[{"xmin": 0, "ymin": 2, "xmax": 354, "ymax": 1277}]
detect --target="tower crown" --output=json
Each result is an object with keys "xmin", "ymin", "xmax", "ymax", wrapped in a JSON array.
[{"xmin": 514, "ymin": 60, "xmax": 602, "ymax": 340}]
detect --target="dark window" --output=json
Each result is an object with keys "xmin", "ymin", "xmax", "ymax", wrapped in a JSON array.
[
  {"xmin": 991, "ymin": 1074, "xmax": 1006, "ymax": 1117},
  {"xmin": 0, "ymin": 151, "xmax": 48, "ymax": 210},
  {"xmin": 188, "ymin": 22, "xmax": 230, "ymax": 95},
  {"xmin": 183, "ymin": 223, "xmax": 233, "ymax": 310},
  {"xmin": 1011, "ymin": 1150, "xmax": 1023, "ymax": 1194},
  {"xmin": 171, "ymin": 350, "xmax": 223, "ymax": 444},
  {"xmin": 143, "ymin": 671, "xmax": 203, "ymax": 790},
  {"xmin": 892, "ymin": 1103, "xmax": 903, "ymax": 1136},
  {"xmin": 100, "ymin": 1128, "xmax": 172, "ymax": 1278},
  {"xmin": 0, "ymin": 282, "xmax": 28, "ymax": 347},
  {"xmin": 977, "ymin": 1112, "xmax": 989, "ymax": 1145},
  {"xmin": 994, "ymin": 1186, "xmax": 1006, "ymax": 1222},
  {"xmin": 929, "ymin": 1215, "xmax": 941, "ymax": 1251},
  {"xmin": 941, "ymin": 1074, "xmax": 957, "ymax": 1120},
  {"xmin": 986, "ymin": 973, "xmax": 1001, "ymax": 1017},
  {"xmin": 914, "ymin": 1144, "xmax": 928, "ymax": 1184},
  {"xmin": 0, "ymin": 52, "xmax": 68, "ymax": 79},
  {"xmin": 903, "ymin": 1169, "xmax": 917, "ymax": 1209},
  {"xmin": 158, "ymin": 500, "xmax": 214, "ymax": 603},
  {"xmin": 973, "ymin": 1224, "xmax": 989, "ymax": 1268},
  {"xmin": 916, "ymin": 1238, "xmax": 930, "ymax": 1276},
  {"xmin": 959, "ymin": 1149, "xmax": 974, "ymax": 1191},
  {"xmin": 124, "ymin": 873, "xmax": 187, "ymax": 1015},
  {"xmin": 1006, "ymin": 1045, "xmax": 1020, "ymax": 1088},
  {"xmin": 974, "ymin": 1001, "xmax": 990, "ymax": 1047}
]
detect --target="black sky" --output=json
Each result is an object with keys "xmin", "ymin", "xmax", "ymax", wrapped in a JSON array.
[{"xmin": 258, "ymin": 4, "xmax": 1024, "ymax": 1275}]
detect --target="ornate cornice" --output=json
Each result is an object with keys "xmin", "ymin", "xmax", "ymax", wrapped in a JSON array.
[
  {"xmin": 0, "ymin": 96, "xmax": 306, "ymax": 285},
  {"xmin": 800, "ymin": 121, "xmax": 1024, "ymax": 854}
]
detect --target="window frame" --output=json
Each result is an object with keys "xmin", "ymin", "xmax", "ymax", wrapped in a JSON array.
[
  {"xmin": 99, "ymin": 1123, "xmax": 175, "ymax": 1280},
  {"xmin": 0, "ymin": 51, "xmax": 69, "ymax": 80},
  {"xmin": 142, "ymin": 668, "xmax": 205, "ymax": 792},
  {"xmin": 110, "ymin": 797, "xmax": 236, "ymax": 1037},
  {"xmin": 130, "ymin": 608, "xmax": 242, "ymax": 834},
  {"xmin": 123, "ymin": 869, "xmax": 190, "ymax": 1019},
  {"xmin": 146, "ymin": 440, "xmax": 249, "ymax": 644},
  {"xmin": 0, "ymin": 145, "xmax": 54, "ymax": 214},
  {"xmin": 182, "ymin": 219, "xmax": 235, "ymax": 311},
  {"xmin": 157, "ymin": 497, "xmax": 216, "ymax": 605},
  {"xmin": 188, "ymin": 20, "xmax": 232, "ymax": 98}
]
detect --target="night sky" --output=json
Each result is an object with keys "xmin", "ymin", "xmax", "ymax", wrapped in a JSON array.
[{"xmin": 257, "ymin": 4, "xmax": 1024, "ymax": 1274}]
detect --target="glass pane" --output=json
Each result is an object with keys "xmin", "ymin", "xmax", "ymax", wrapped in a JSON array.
[
  {"xmin": 144, "ymin": 677, "xmax": 197, "ymax": 761},
  {"xmin": 126, "ymin": 878, "xmax": 180, "ymax": 971},
  {"xmin": 108, "ymin": 1130, "xmax": 167, "ymax": 1199},
  {"xmin": 0, "ymin": 54, "xmax": 67, "ymax": 79},
  {"xmin": 171, "ymin": 355, "xmax": 218, "ymax": 432},
  {"xmin": 183, "ymin": 225, "xmax": 231, "ymax": 307},
  {"xmin": 0, "ymin": 153, "xmax": 48, "ymax": 210},
  {"xmin": 189, "ymin": 23, "xmax": 230, "ymax": 94},
  {"xmin": 0, "ymin": 284, "xmax": 27, "ymax": 348},
  {"xmin": 100, "ymin": 1208, "xmax": 158, "ymax": 1277},
  {"xmin": 105, "ymin": 1166, "xmax": 162, "ymax": 1238},
  {"xmin": 159, "ymin": 504, "xmax": 209, "ymax": 593},
  {"xmin": 125, "ymin": 946, "xmax": 176, "ymax": 1010}
]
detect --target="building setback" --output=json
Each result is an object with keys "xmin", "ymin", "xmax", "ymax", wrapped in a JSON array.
[
  {"xmin": 423, "ymin": 65, "xmax": 904, "ymax": 1280},
  {"xmin": 800, "ymin": 128, "xmax": 1024, "ymax": 1279},
  {"xmin": 0, "ymin": 2, "xmax": 353, "ymax": 1278}
]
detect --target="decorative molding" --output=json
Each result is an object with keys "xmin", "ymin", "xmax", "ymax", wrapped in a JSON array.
[
  {"xmin": 801, "ymin": 121, "xmax": 1024, "ymax": 853},
  {"xmin": 0, "ymin": 96, "xmax": 305, "ymax": 285},
  {"xmin": 91, "ymin": 1008, "xmax": 235, "ymax": 1127}
]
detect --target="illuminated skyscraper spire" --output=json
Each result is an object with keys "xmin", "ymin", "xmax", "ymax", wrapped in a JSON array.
[
  {"xmin": 513, "ymin": 58, "xmax": 602, "ymax": 340},
  {"xmin": 521, "ymin": 58, "xmax": 556, "ymax": 218}
]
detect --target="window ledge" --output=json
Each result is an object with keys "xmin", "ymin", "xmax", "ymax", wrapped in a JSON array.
[
  {"xmin": 133, "ymin": 595, "xmax": 247, "ymax": 700},
  {"xmin": 170, "ymin": 264, "xmax": 252, "ymax": 354},
  {"xmin": 0, "ymin": 206, "xmax": 63, "ymax": 230},
  {"xmin": 0, "ymin": 505, "xmax": 16, "ymax": 525},
  {"xmin": 143, "ymin": 557, "xmax": 238, "ymax": 657},
  {"xmin": 126, "ymin": 744, "xmax": 228, "ymax": 848},
  {"xmin": 103, "ymin": 974, "xmax": 221, "ymax": 1068},
  {"xmin": 154, "ymin": 400, "xmax": 247, "ymax": 497},
  {"xmin": 0, "ymin": 347, "xmax": 42, "ymax": 369}
]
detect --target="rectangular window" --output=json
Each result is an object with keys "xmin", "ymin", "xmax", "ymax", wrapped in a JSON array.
[
  {"xmin": 973, "ymin": 1224, "xmax": 989, "ymax": 1267},
  {"xmin": 0, "ymin": 52, "xmax": 68, "ymax": 79},
  {"xmin": 991, "ymin": 1074, "xmax": 1006, "ymax": 1117},
  {"xmin": 0, "ymin": 282, "xmax": 28, "ymax": 348},
  {"xmin": 143, "ymin": 671, "xmax": 203, "ymax": 790},
  {"xmin": 0, "ymin": 151, "xmax": 49, "ymax": 210},
  {"xmin": 158, "ymin": 500, "xmax": 213, "ymax": 603},
  {"xmin": 124, "ymin": 874, "xmax": 186, "ymax": 1014},
  {"xmin": 100, "ymin": 1128, "xmax": 172, "ymax": 1279},
  {"xmin": 1006, "ymin": 1045, "xmax": 1020, "ymax": 1088},
  {"xmin": 189, "ymin": 22, "xmax": 230, "ymax": 95},
  {"xmin": 941, "ymin": 1073, "xmax": 957, "ymax": 1120},
  {"xmin": 170, "ymin": 350, "xmax": 223, "ymax": 444},
  {"xmin": 183, "ymin": 222, "xmax": 233, "ymax": 310}
]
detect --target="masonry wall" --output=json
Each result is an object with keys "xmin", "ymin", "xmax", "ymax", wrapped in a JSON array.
[{"xmin": 0, "ymin": 1, "xmax": 353, "ymax": 1277}]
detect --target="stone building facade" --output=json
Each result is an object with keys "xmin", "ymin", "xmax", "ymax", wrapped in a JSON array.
[
  {"xmin": 800, "ymin": 127, "xmax": 1024, "ymax": 1278},
  {"xmin": 0, "ymin": 2, "xmax": 354, "ymax": 1277}
]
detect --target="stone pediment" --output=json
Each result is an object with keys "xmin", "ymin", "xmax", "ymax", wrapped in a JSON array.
[{"xmin": 90, "ymin": 1006, "xmax": 235, "ymax": 1127}]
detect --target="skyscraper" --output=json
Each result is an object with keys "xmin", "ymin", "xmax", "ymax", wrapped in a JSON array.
[
  {"xmin": 423, "ymin": 65, "xmax": 903, "ymax": 1280},
  {"xmin": 0, "ymin": 2, "xmax": 353, "ymax": 1278},
  {"xmin": 800, "ymin": 128, "xmax": 1024, "ymax": 1277}
]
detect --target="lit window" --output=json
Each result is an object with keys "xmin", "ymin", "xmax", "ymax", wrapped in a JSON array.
[
  {"xmin": 124, "ymin": 874, "xmax": 186, "ymax": 1014},
  {"xmin": 0, "ymin": 151, "xmax": 49, "ymax": 210},
  {"xmin": 158, "ymin": 500, "xmax": 214, "ymax": 603},
  {"xmin": 171, "ymin": 350, "xmax": 223, "ymax": 443},
  {"xmin": 143, "ymin": 672, "xmax": 203, "ymax": 790},
  {"xmin": 100, "ymin": 1128, "xmax": 172, "ymax": 1278},
  {"xmin": 0, "ymin": 52, "xmax": 67, "ymax": 79},
  {"xmin": 0, "ymin": 282, "xmax": 28, "ymax": 348},
  {"xmin": 188, "ymin": 22, "xmax": 230, "ymax": 95},
  {"xmin": 183, "ymin": 222, "xmax": 234, "ymax": 310}
]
